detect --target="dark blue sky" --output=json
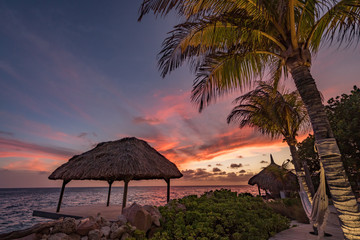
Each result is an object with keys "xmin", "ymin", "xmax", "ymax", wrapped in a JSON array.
[{"xmin": 1, "ymin": 0, "xmax": 359, "ymax": 187}]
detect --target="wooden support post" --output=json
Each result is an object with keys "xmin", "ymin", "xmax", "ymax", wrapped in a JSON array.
[
  {"xmin": 166, "ymin": 179, "xmax": 170, "ymax": 203},
  {"xmin": 106, "ymin": 180, "xmax": 114, "ymax": 207},
  {"xmin": 258, "ymin": 185, "xmax": 261, "ymax": 196},
  {"xmin": 122, "ymin": 180, "xmax": 129, "ymax": 210},
  {"xmin": 56, "ymin": 180, "xmax": 70, "ymax": 213}
]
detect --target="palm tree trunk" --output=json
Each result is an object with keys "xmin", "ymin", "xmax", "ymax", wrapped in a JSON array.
[{"xmin": 289, "ymin": 64, "xmax": 360, "ymax": 239}]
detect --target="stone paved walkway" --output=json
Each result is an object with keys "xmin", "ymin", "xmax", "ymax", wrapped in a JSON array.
[{"xmin": 269, "ymin": 206, "xmax": 344, "ymax": 240}]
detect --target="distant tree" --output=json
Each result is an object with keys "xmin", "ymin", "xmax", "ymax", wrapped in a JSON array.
[
  {"xmin": 227, "ymin": 82, "xmax": 315, "ymax": 197},
  {"xmin": 327, "ymin": 85, "xmax": 360, "ymax": 191},
  {"xmin": 297, "ymin": 134, "xmax": 319, "ymax": 173},
  {"xmin": 298, "ymin": 86, "xmax": 360, "ymax": 195}
]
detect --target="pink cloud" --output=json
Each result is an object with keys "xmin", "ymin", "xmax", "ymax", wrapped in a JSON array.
[
  {"xmin": 3, "ymin": 158, "xmax": 57, "ymax": 172},
  {"xmin": 0, "ymin": 136, "xmax": 77, "ymax": 160}
]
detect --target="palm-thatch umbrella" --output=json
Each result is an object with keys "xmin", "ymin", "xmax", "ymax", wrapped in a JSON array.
[
  {"xmin": 49, "ymin": 137, "xmax": 182, "ymax": 212},
  {"xmin": 248, "ymin": 154, "xmax": 298, "ymax": 198}
]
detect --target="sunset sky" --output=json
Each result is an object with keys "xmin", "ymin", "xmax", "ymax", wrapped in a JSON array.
[{"xmin": 1, "ymin": 0, "xmax": 359, "ymax": 188}]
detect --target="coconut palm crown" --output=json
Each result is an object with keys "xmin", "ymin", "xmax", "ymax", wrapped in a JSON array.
[
  {"xmin": 227, "ymin": 82, "xmax": 315, "ymax": 199},
  {"xmin": 139, "ymin": 0, "xmax": 360, "ymax": 238},
  {"xmin": 227, "ymin": 83, "xmax": 308, "ymax": 166}
]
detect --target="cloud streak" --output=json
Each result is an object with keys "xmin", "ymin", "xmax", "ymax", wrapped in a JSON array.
[
  {"xmin": 180, "ymin": 168, "xmax": 254, "ymax": 184},
  {"xmin": 0, "ymin": 136, "xmax": 77, "ymax": 157}
]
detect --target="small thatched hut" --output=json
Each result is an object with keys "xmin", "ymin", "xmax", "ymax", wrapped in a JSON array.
[
  {"xmin": 49, "ymin": 137, "xmax": 182, "ymax": 212},
  {"xmin": 248, "ymin": 154, "xmax": 298, "ymax": 198}
]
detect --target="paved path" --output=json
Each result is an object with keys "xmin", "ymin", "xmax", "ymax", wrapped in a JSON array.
[{"xmin": 269, "ymin": 206, "xmax": 344, "ymax": 240}]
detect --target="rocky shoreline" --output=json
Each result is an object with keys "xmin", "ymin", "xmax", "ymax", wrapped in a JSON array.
[{"xmin": 0, "ymin": 202, "xmax": 162, "ymax": 240}]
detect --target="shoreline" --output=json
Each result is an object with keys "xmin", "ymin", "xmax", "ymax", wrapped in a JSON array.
[
  {"xmin": 0, "ymin": 185, "xmax": 258, "ymax": 234},
  {"xmin": 0, "ymin": 184, "xmax": 252, "ymax": 190}
]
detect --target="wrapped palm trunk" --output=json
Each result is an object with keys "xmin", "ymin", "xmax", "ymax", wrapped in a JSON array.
[{"xmin": 289, "ymin": 63, "xmax": 360, "ymax": 239}]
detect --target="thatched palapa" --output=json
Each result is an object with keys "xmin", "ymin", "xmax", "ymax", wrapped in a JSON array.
[
  {"xmin": 49, "ymin": 137, "xmax": 182, "ymax": 212},
  {"xmin": 248, "ymin": 154, "xmax": 298, "ymax": 198}
]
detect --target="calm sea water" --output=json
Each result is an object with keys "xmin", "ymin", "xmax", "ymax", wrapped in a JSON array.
[{"xmin": 0, "ymin": 185, "xmax": 257, "ymax": 234}]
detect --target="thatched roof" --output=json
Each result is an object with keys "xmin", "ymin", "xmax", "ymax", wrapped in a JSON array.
[
  {"xmin": 49, "ymin": 137, "xmax": 183, "ymax": 181},
  {"xmin": 248, "ymin": 155, "xmax": 298, "ymax": 194}
]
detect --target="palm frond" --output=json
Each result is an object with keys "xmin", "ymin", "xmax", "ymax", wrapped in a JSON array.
[
  {"xmin": 227, "ymin": 82, "xmax": 310, "ymax": 141},
  {"xmin": 191, "ymin": 50, "xmax": 271, "ymax": 112},
  {"xmin": 138, "ymin": 0, "xmax": 181, "ymax": 21},
  {"xmin": 307, "ymin": 0, "xmax": 360, "ymax": 51}
]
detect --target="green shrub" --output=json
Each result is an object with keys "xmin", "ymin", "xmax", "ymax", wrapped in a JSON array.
[
  {"xmin": 266, "ymin": 198, "xmax": 308, "ymax": 224},
  {"xmin": 151, "ymin": 189, "xmax": 290, "ymax": 240}
]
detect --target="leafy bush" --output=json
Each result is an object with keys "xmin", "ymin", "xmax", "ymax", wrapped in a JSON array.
[
  {"xmin": 266, "ymin": 198, "xmax": 308, "ymax": 224},
  {"xmin": 151, "ymin": 189, "xmax": 290, "ymax": 240}
]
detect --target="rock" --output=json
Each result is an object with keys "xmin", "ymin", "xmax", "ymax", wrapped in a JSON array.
[
  {"xmin": 122, "ymin": 203, "xmax": 152, "ymax": 232},
  {"xmin": 120, "ymin": 232, "xmax": 130, "ymax": 240},
  {"xmin": 151, "ymin": 215, "xmax": 161, "ymax": 227},
  {"xmin": 41, "ymin": 234, "xmax": 50, "ymax": 240},
  {"xmin": 143, "ymin": 205, "xmax": 161, "ymax": 217},
  {"xmin": 16, "ymin": 233, "xmax": 38, "ymax": 240},
  {"xmin": 48, "ymin": 232, "xmax": 70, "ymax": 240},
  {"xmin": 165, "ymin": 201, "xmax": 186, "ymax": 212},
  {"xmin": 100, "ymin": 226, "xmax": 110, "ymax": 238},
  {"xmin": 81, "ymin": 236, "xmax": 88, "ymax": 240},
  {"xmin": 76, "ymin": 218, "xmax": 99, "ymax": 236},
  {"xmin": 110, "ymin": 222, "xmax": 118, "ymax": 233},
  {"xmin": 134, "ymin": 208, "xmax": 152, "ymax": 232},
  {"xmin": 116, "ymin": 214, "xmax": 127, "ymax": 226},
  {"xmin": 143, "ymin": 205, "xmax": 162, "ymax": 227},
  {"xmin": 88, "ymin": 229, "xmax": 101, "ymax": 240},
  {"xmin": 109, "ymin": 225, "xmax": 127, "ymax": 239},
  {"xmin": 95, "ymin": 213, "xmax": 110, "ymax": 227},
  {"xmin": 121, "ymin": 202, "xmax": 141, "ymax": 217},
  {"xmin": 39, "ymin": 227, "xmax": 51, "ymax": 235},
  {"xmin": 52, "ymin": 218, "xmax": 77, "ymax": 234},
  {"xmin": 68, "ymin": 233, "xmax": 81, "ymax": 240}
]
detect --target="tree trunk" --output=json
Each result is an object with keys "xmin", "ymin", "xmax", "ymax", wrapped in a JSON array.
[
  {"xmin": 289, "ymin": 64, "xmax": 360, "ymax": 239},
  {"xmin": 288, "ymin": 143, "xmax": 315, "ymax": 201}
]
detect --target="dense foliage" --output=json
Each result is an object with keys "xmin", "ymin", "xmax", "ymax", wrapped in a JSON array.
[
  {"xmin": 151, "ymin": 189, "xmax": 290, "ymax": 240},
  {"xmin": 266, "ymin": 198, "xmax": 308, "ymax": 224},
  {"xmin": 326, "ymin": 86, "xmax": 360, "ymax": 191},
  {"xmin": 297, "ymin": 86, "xmax": 360, "ymax": 194}
]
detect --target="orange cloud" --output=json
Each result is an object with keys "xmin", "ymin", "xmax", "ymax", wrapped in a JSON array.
[
  {"xmin": 3, "ymin": 158, "xmax": 58, "ymax": 172},
  {"xmin": 178, "ymin": 168, "xmax": 255, "ymax": 185},
  {"xmin": 0, "ymin": 136, "xmax": 77, "ymax": 172},
  {"xmin": 0, "ymin": 151, "xmax": 66, "ymax": 161},
  {"xmin": 147, "ymin": 126, "xmax": 287, "ymax": 167}
]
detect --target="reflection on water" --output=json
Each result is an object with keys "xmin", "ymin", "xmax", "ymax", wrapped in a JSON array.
[{"xmin": 0, "ymin": 185, "xmax": 257, "ymax": 233}]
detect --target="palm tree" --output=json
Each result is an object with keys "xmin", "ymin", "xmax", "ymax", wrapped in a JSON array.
[
  {"xmin": 139, "ymin": 0, "xmax": 360, "ymax": 237},
  {"xmin": 227, "ymin": 82, "xmax": 315, "ymax": 198}
]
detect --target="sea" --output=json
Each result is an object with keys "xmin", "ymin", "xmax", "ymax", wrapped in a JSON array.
[{"xmin": 0, "ymin": 185, "xmax": 257, "ymax": 234}]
